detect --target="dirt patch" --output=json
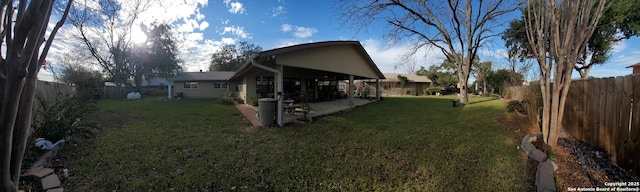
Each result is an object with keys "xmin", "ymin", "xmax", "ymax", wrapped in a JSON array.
[
  {"xmin": 554, "ymin": 137, "xmax": 638, "ymax": 191},
  {"xmin": 238, "ymin": 125, "xmax": 257, "ymax": 134},
  {"xmin": 498, "ymin": 110, "xmax": 639, "ymax": 192}
]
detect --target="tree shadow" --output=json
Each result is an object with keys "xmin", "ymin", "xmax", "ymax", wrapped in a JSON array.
[{"xmin": 469, "ymin": 96, "xmax": 500, "ymax": 105}]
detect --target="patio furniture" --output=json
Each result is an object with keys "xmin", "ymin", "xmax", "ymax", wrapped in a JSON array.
[{"xmin": 285, "ymin": 104, "xmax": 303, "ymax": 113}]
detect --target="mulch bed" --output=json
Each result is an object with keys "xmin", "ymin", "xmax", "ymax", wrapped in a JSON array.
[
  {"xmin": 498, "ymin": 110, "xmax": 639, "ymax": 192},
  {"xmin": 554, "ymin": 136, "xmax": 638, "ymax": 191}
]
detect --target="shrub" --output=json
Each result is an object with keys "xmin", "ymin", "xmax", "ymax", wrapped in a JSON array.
[
  {"xmin": 507, "ymin": 100, "xmax": 521, "ymax": 112},
  {"xmin": 423, "ymin": 87, "xmax": 442, "ymax": 95},
  {"xmin": 218, "ymin": 95, "xmax": 234, "ymax": 105},
  {"xmin": 32, "ymin": 93, "xmax": 99, "ymax": 141},
  {"xmin": 523, "ymin": 83, "xmax": 542, "ymax": 126}
]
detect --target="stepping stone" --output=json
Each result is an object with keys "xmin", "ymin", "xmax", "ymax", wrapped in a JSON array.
[
  {"xmin": 41, "ymin": 174, "xmax": 61, "ymax": 190},
  {"xmin": 536, "ymin": 160, "xmax": 557, "ymax": 192},
  {"xmin": 24, "ymin": 167, "xmax": 54, "ymax": 178},
  {"xmin": 46, "ymin": 188, "xmax": 64, "ymax": 192},
  {"xmin": 529, "ymin": 149, "xmax": 548, "ymax": 163}
]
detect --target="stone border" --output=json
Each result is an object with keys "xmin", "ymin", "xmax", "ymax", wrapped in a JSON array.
[{"xmin": 521, "ymin": 132, "xmax": 558, "ymax": 192}]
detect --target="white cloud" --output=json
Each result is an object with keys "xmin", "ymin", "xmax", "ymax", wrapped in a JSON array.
[
  {"xmin": 612, "ymin": 50, "xmax": 640, "ymax": 67},
  {"xmin": 45, "ymin": 0, "xmax": 222, "ymax": 73},
  {"xmin": 221, "ymin": 37, "xmax": 236, "ymax": 44},
  {"xmin": 361, "ymin": 38, "xmax": 444, "ymax": 73},
  {"xmin": 271, "ymin": 5, "xmax": 285, "ymax": 17},
  {"xmin": 223, "ymin": 0, "xmax": 245, "ymax": 14},
  {"xmin": 281, "ymin": 24, "xmax": 292, "ymax": 32},
  {"xmin": 199, "ymin": 21, "xmax": 210, "ymax": 31},
  {"xmin": 293, "ymin": 26, "xmax": 317, "ymax": 38},
  {"xmin": 611, "ymin": 40, "xmax": 627, "ymax": 53},
  {"xmin": 219, "ymin": 26, "xmax": 251, "ymax": 39},
  {"xmin": 280, "ymin": 24, "xmax": 317, "ymax": 38},
  {"xmin": 478, "ymin": 48, "xmax": 508, "ymax": 60}
]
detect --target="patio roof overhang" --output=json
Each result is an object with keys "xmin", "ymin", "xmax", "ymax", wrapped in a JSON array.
[
  {"xmin": 229, "ymin": 41, "xmax": 385, "ymax": 127},
  {"xmin": 230, "ymin": 41, "xmax": 385, "ymax": 81}
]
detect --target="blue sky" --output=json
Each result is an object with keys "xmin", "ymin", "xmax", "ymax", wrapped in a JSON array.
[{"xmin": 39, "ymin": 0, "xmax": 640, "ymax": 82}]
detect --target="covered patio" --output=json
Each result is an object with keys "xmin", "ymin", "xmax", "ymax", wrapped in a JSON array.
[
  {"xmin": 235, "ymin": 98, "xmax": 377, "ymax": 127},
  {"xmin": 229, "ymin": 41, "xmax": 385, "ymax": 126}
]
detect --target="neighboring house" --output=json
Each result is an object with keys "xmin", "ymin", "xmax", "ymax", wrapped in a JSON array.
[
  {"xmin": 142, "ymin": 76, "xmax": 171, "ymax": 87},
  {"xmin": 169, "ymin": 71, "xmax": 235, "ymax": 99},
  {"xmin": 627, "ymin": 62, "xmax": 640, "ymax": 76},
  {"xmin": 365, "ymin": 73, "xmax": 433, "ymax": 96}
]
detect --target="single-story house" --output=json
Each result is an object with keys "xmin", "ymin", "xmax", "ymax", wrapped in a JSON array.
[
  {"xmin": 143, "ymin": 76, "xmax": 171, "ymax": 87},
  {"xmin": 169, "ymin": 71, "xmax": 235, "ymax": 99},
  {"xmin": 229, "ymin": 41, "xmax": 386, "ymax": 126},
  {"xmin": 365, "ymin": 73, "xmax": 433, "ymax": 96},
  {"xmin": 627, "ymin": 62, "xmax": 640, "ymax": 76},
  {"xmin": 166, "ymin": 41, "xmax": 385, "ymax": 126}
]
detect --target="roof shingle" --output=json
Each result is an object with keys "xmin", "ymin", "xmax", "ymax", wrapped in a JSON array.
[{"xmin": 170, "ymin": 71, "xmax": 235, "ymax": 81}]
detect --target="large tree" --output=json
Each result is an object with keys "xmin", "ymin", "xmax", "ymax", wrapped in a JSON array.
[
  {"xmin": 130, "ymin": 23, "xmax": 183, "ymax": 90},
  {"xmin": 337, "ymin": 0, "xmax": 520, "ymax": 105},
  {"xmin": 474, "ymin": 61, "xmax": 492, "ymax": 93},
  {"xmin": 503, "ymin": 0, "xmax": 639, "ymax": 79},
  {"xmin": 68, "ymin": 0, "xmax": 152, "ymax": 96},
  {"xmin": 59, "ymin": 64, "xmax": 104, "ymax": 100},
  {"xmin": 524, "ymin": 0, "xmax": 609, "ymax": 149},
  {"xmin": 415, "ymin": 65, "xmax": 458, "ymax": 87},
  {"xmin": 0, "ymin": 0, "xmax": 74, "ymax": 191},
  {"xmin": 209, "ymin": 41, "xmax": 262, "ymax": 71}
]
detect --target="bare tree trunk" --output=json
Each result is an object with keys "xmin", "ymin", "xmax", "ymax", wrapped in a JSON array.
[
  {"xmin": 458, "ymin": 69, "xmax": 470, "ymax": 104},
  {"xmin": 1, "ymin": 1, "xmax": 73, "ymax": 190},
  {"xmin": 10, "ymin": 64, "xmax": 38, "ymax": 187},
  {"xmin": 525, "ymin": 0, "xmax": 608, "ymax": 149},
  {"xmin": 0, "ymin": 69, "xmax": 26, "ymax": 191},
  {"xmin": 540, "ymin": 71, "xmax": 551, "ymax": 144},
  {"xmin": 577, "ymin": 66, "xmax": 592, "ymax": 79},
  {"xmin": 482, "ymin": 80, "xmax": 487, "ymax": 95}
]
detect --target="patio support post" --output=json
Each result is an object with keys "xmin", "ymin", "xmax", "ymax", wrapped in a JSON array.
[
  {"xmin": 250, "ymin": 60, "xmax": 284, "ymax": 126},
  {"xmin": 168, "ymin": 81, "xmax": 173, "ymax": 100},
  {"xmin": 376, "ymin": 79, "xmax": 380, "ymax": 100},
  {"xmin": 301, "ymin": 78, "xmax": 307, "ymax": 94},
  {"xmin": 277, "ymin": 64, "xmax": 284, "ymax": 126},
  {"xmin": 349, "ymin": 75, "xmax": 354, "ymax": 107}
]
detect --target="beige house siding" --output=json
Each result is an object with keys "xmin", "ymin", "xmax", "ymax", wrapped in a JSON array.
[
  {"xmin": 277, "ymin": 45, "xmax": 379, "ymax": 79},
  {"xmin": 233, "ymin": 77, "xmax": 257, "ymax": 102},
  {"xmin": 376, "ymin": 82, "xmax": 432, "ymax": 96},
  {"xmin": 174, "ymin": 81, "xmax": 229, "ymax": 99}
]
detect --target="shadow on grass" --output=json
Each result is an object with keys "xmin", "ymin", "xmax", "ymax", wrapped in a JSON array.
[
  {"xmin": 268, "ymin": 96, "xmax": 529, "ymax": 191},
  {"xmin": 60, "ymin": 96, "xmax": 529, "ymax": 191},
  {"xmin": 469, "ymin": 96, "xmax": 500, "ymax": 105}
]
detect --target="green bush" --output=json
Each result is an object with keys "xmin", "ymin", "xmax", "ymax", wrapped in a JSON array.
[
  {"xmin": 506, "ymin": 100, "xmax": 521, "ymax": 112},
  {"xmin": 218, "ymin": 95, "xmax": 234, "ymax": 105},
  {"xmin": 32, "ymin": 93, "xmax": 99, "ymax": 141},
  {"xmin": 423, "ymin": 87, "xmax": 442, "ymax": 95}
]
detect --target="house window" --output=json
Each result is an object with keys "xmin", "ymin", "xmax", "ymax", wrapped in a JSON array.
[
  {"xmin": 184, "ymin": 82, "xmax": 198, "ymax": 89},
  {"xmin": 213, "ymin": 82, "xmax": 228, "ymax": 89}
]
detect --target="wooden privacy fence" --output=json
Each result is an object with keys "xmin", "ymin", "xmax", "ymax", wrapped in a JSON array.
[
  {"xmin": 35, "ymin": 80, "xmax": 71, "ymax": 102},
  {"xmin": 562, "ymin": 75, "xmax": 640, "ymax": 176}
]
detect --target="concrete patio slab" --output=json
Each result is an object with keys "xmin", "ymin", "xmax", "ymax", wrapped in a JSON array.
[{"xmin": 237, "ymin": 98, "xmax": 377, "ymax": 127}]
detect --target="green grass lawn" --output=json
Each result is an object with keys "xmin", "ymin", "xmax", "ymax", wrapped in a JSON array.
[{"xmin": 60, "ymin": 96, "xmax": 529, "ymax": 191}]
